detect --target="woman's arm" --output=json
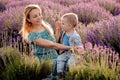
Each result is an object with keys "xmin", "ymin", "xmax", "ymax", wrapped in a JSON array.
[{"xmin": 34, "ymin": 38, "xmax": 72, "ymax": 50}]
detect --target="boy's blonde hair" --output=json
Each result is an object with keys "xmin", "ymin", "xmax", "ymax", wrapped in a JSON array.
[
  {"xmin": 19, "ymin": 4, "xmax": 53, "ymax": 42},
  {"xmin": 61, "ymin": 13, "xmax": 78, "ymax": 28}
]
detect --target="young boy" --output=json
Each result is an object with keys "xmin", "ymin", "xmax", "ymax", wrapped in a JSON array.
[{"xmin": 55, "ymin": 13, "xmax": 84, "ymax": 80}]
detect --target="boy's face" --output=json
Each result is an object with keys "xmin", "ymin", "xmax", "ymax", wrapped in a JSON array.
[{"xmin": 61, "ymin": 18, "xmax": 72, "ymax": 31}]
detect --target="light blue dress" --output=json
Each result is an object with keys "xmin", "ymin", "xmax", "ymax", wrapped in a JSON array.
[{"xmin": 28, "ymin": 29, "xmax": 58, "ymax": 79}]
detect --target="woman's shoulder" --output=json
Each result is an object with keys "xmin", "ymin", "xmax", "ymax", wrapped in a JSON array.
[
  {"xmin": 28, "ymin": 29, "xmax": 49, "ymax": 39},
  {"xmin": 28, "ymin": 30, "xmax": 47, "ymax": 42},
  {"xmin": 29, "ymin": 30, "xmax": 46, "ymax": 36},
  {"xmin": 28, "ymin": 32, "xmax": 38, "ymax": 42},
  {"xmin": 28, "ymin": 32, "xmax": 36, "ymax": 37}
]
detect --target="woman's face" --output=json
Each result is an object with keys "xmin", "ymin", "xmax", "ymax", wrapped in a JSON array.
[{"xmin": 28, "ymin": 8, "xmax": 43, "ymax": 26}]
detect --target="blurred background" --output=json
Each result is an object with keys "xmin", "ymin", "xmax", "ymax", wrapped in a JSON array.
[{"xmin": 0, "ymin": 0, "xmax": 120, "ymax": 80}]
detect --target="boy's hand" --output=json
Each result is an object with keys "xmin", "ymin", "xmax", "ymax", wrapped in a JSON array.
[
  {"xmin": 74, "ymin": 47, "xmax": 84, "ymax": 55},
  {"xmin": 55, "ymin": 21, "xmax": 61, "ymax": 30},
  {"xmin": 55, "ymin": 21, "xmax": 61, "ymax": 42}
]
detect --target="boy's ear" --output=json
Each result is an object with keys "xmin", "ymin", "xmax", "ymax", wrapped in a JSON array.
[{"xmin": 69, "ymin": 24, "xmax": 73, "ymax": 28}]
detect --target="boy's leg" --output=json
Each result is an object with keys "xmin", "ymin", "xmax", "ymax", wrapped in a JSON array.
[
  {"xmin": 68, "ymin": 55, "xmax": 77, "ymax": 67},
  {"xmin": 57, "ymin": 62, "xmax": 66, "ymax": 80},
  {"xmin": 57, "ymin": 53, "xmax": 68, "ymax": 79}
]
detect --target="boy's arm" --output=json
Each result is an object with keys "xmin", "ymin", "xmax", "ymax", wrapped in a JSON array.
[
  {"xmin": 72, "ymin": 35, "xmax": 84, "ymax": 54},
  {"xmin": 55, "ymin": 29, "xmax": 61, "ymax": 42},
  {"xmin": 72, "ymin": 35, "xmax": 83, "ymax": 48},
  {"xmin": 54, "ymin": 21, "xmax": 61, "ymax": 42}
]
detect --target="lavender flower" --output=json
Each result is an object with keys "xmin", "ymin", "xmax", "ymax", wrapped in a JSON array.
[
  {"xmin": 0, "ymin": 2, "xmax": 6, "ymax": 12},
  {"xmin": 91, "ymin": 0, "xmax": 120, "ymax": 16},
  {"xmin": 86, "ymin": 15, "xmax": 120, "ymax": 54},
  {"xmin": 67, "ymin": 2, "xmax": 112, "ymax": 26},
  {"xmin": 84, "ymin": 42, "xmax": 120, "ymax": 67}
]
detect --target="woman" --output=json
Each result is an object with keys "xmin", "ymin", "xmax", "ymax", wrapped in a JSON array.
[{"xmin": 20, "ymin": 4, "xmax": 76, "ymax": 80}]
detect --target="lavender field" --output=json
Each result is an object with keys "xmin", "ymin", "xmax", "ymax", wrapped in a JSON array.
[{"xmin": 0, "ymin": 0, "xmax": 120, "ymax": 80}]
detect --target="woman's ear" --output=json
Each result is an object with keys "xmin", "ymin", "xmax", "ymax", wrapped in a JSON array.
[{"xmin": 27, "ymin": 18, "xmax": 31, "ymax": 23}]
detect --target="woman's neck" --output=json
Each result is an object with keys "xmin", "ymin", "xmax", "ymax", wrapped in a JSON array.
[{"xmin": 32, "ymin": 24, "xmax": 45, "ymax": 33}]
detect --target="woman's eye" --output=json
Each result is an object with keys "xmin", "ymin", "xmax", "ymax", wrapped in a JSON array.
[{"xmin": 33, "ymin": 15, "xmax": 37, "ymax": 18}]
